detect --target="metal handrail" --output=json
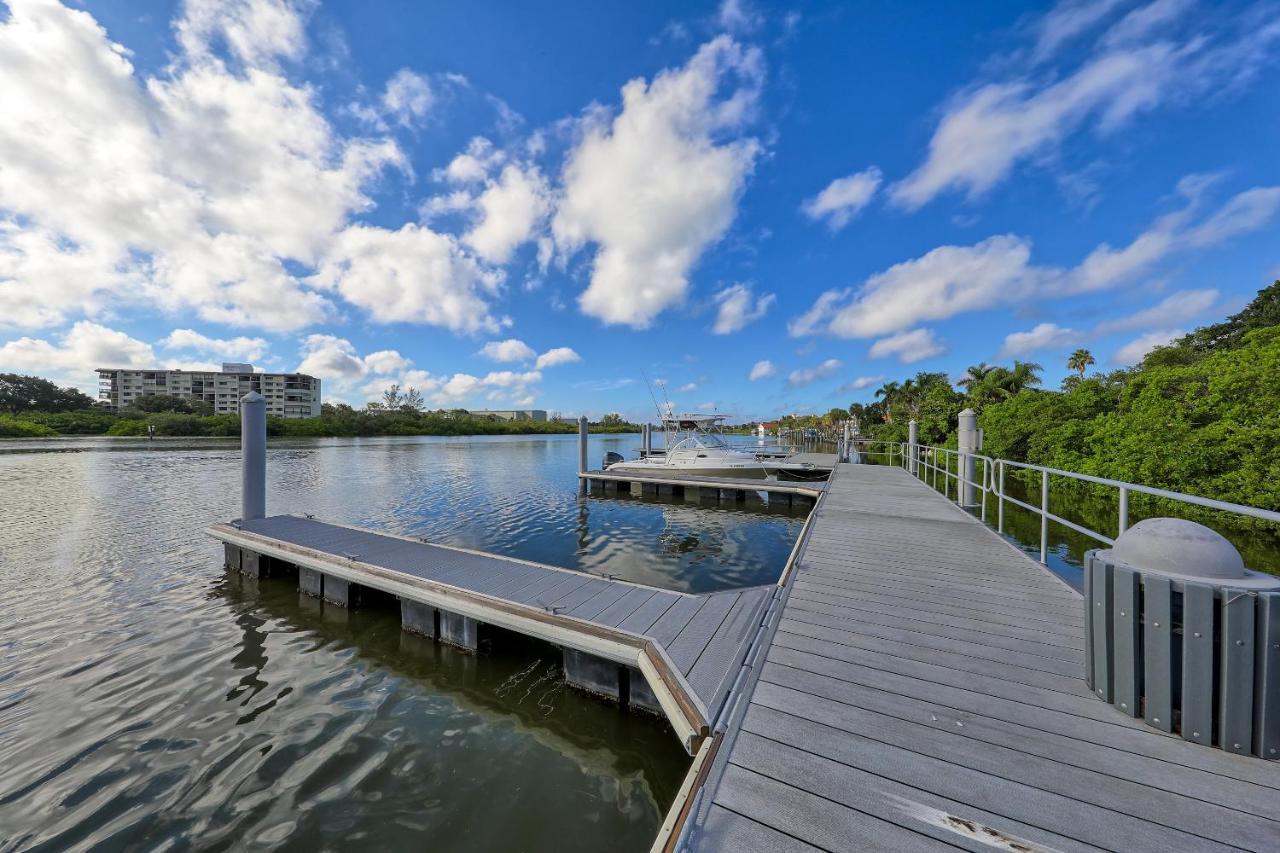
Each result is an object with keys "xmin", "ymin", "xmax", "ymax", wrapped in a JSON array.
[{"xmin": 900, "ymin": 442, "xmax": 1280, "ymax": 566}]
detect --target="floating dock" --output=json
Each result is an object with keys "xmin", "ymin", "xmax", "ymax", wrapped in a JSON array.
[
  {"xmin": 210, "ymin": 514, "xmax": 788, "ymax": 752},
  {"xmin": 578, "ymin": 469, "xmax": 826, "ymax": 505},
  {"xmin": 673, "ymin": 463, "xmax": 1280, "ymax": 852},
  {"xmin": 213, "ymin": 400, "xmax": 1279, "ymax": 853}
]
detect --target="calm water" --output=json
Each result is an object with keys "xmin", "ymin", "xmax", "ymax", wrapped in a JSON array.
[{"xmin": 0, "ymin": 433, "xmax": 806, "ymax": 851}]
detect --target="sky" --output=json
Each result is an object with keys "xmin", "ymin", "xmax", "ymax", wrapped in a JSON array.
[{"xmin": 0, "ymin": 0, "xmax": 1277, "ymax": 420}]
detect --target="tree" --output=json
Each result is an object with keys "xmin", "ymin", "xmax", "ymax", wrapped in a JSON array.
[
  {"xmin": 600, "ymin": 412, "xmax": 624, "ymax": 426},
  {"xmin": 0, "ymin": 373, "xmax": 96, "ymax": 413},
  {"xmin": 401, "ymin": 387, "xmax": 424, "ymax": 411},
  {"xmin": 1067, "ymin": 348, "xmax": 1095, "ymax": 378},
  {"xmin": 381, "ymin": 384, "xmax": 402, "ymax": 409},
  {"xmin": 873, "ymin": 381, "xmax": 900, "ymax": 421},
  {"xmin": 124, "ymin": 394, "xmax": 198, "ymax": 414},
  {"xmin": 957, "ymin": 362, "xmax": 995, "ymax": 391}
]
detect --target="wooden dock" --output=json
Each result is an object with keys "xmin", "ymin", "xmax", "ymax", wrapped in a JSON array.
[
  {"xmin": 675, "ymin": 463, "xmax": 1280, "ymax": 852},
  {"xmin": 209, "ymin": 515, "xmax": 779, "ymax": 752}
]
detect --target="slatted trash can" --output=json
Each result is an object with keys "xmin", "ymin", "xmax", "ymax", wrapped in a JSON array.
[{"xmin": 1084, "ymin": 517, "xmax": 1280, "ymax": 759}]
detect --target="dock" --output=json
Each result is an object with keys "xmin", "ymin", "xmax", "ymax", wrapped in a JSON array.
[
  {"xmin": 677, "ymin": 463, "xmax": 1280, "ymax": 852},
  {"xmin": 213, "ymin": 403, "xmax": 1280, "ymax": 852},
  {"xmin": 210, "ymin": 514, "xmax": 783, "ymax": 751}
]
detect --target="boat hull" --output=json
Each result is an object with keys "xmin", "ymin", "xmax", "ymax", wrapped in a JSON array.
[{"xmin": 605, "ymin": 463, "xmax": 770, "ymax": 480}]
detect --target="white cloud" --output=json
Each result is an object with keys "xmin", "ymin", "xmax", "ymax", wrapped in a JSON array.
[
  {"xmin": 160, "ymin": 329, "xmax": 268, "ymax": 362},
  {"xmin": 0, "ymin": 321, "xmax": 156, "ymax": 393},
  {"xmin": 1112, "ymin": 328, "xmax": 1182, "ymax": 365},
  {"xmin": 436, "ymin": 137, "xmax": 506, "ymax": 184},
  {"xmin": 717, "ymin": 0, "xmax": 764, "ymax": 34},
  {"xmin": 464, "ymin": 164, "xmax": 552, "ymax": 264},
  {"xmin": 711, "ymin": 283, "xmax": 775, "ymax": 334},
  {"xmin": 552, "ymin": 36, "xmax": 763, "ymax": 328},
  {"xmin": 1030, "ymin": 0, "xmax": 1123, "ymax": 63},
  {"xmin": 1095, "ymin": 289, "xmax": 1217, "ymax": 334},
  {"xmin": 801, "ymin": 167, "xmax": 882, "ymax": 230},
  {"xmin": 480, "ymin": 338, "xmax": 537, "ymax": 363},
  {"xmin": 792, "ymin": 181, "xmax": 1280, "ymax": 339},
  {"xmin": 868, "ymin": 328, "xmax": 946, "ymax": 363},
  {"xmin": 535, "ymin": 346, "xmax": 581, "ymax": 369},
  {"xmin": 296, "ymin": 334, "xmax": 369, "ymax": 380},
  {"xmin": 890, "ymin": 4, "xmax": 1280, "ymax": 209},
  {"xmin": 677, "ymin": 382, "xmax": 698, "ymax": 393},
  {"xmin": 0, "ymin": 0, "xmax": 526, "ymax": 338},
  {"xmin": 787, "ymin": 358, "xmax": 842, "ymax": 387},
  {"xmin": 362, "ymin": 350, "xmax": 412, "ymax": 375},
  {"xmin": 838, "ymin": 375, "xmax": 884, "ymax": 392},
  {"xmin": 310, "ymin": 224, "xmax": 504, "ymax": 333},
  {"xmin": 999, "ymin": 323, "xmax": 1084, "ymax": 357},
  {"xmin": 382, "ymin": 69, "xmax": 435, "ymax": 126},
  {"xmin": 748, "ymin": 359, "xmax": 775, "ymax": 380}
]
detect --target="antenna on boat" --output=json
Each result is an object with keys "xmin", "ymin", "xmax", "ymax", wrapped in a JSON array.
[{"xmin": 641, "ymin": 371, "xmax": 665, "ymax": 423}]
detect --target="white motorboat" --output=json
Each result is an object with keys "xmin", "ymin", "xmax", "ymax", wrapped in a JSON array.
[{"xmin": 605, "ymin": 414, "xmax": 827, "ymax": 481}]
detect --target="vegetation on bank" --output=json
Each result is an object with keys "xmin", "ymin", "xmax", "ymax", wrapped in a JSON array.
[
  {"xmin": 853, "ymin": 281, "xmax": 1280, "ymax": 520},
  {"xmin": 0, "ymin": 377, "xmax": 641, "ymax": 438}
]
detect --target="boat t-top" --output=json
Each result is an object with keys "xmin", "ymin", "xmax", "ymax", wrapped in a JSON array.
[{"xmin": 603, "ymin": 413, "xmax": 827, "ymax": 481}]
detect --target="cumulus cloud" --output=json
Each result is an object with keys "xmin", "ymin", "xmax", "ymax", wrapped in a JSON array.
[
  {"xmin": 711, "ymin": 283, "xmax": 775, "ymax": 334},
  {"xmin": 464, "ymin": 164, "xmax": 552, "ymax": 264},
  {"xmin": 999, "ymin": 323, "xmax": 1084, "ymax": 357},
  {"xmin": 1112, "ymin": 328, "xmax": 1182, "ymax": 365},
  {"xmin": 535, "ymin": 347, "xmax": 581, "ymax": 369},
  {"xmin": 791, "ymin": 181, "xmax": 1279, "ymax": 339},
  {"xmin": 868, "ymin": 328, "xmax": 946, "ymax": 363},
  {"xmin": 310, "ymin": 224, "xmax": 504, "ymax": 333},
  {"xmin": 890, "ymin": 1, "xmax": 1280, "ymax": 209},
  {"xmin": 717, "ymin": 0, "xmax": 764, "ymax": 34},
  {"xmin": 748, "ymin": 359, "xmax": 775, "ymax": 380},
  {"xmin": 0, "ymin": 321, "xmax": 157, "ymax": 392},
  {"xmin": 552, "ymin": 36, "xmax": 763, "ymax": 328},
  {"xmin": 787, "ymin": 358, "xmax": 842, "ymax": 387},
  {"xmin": 480, "ymin": 338, "xmax": 537, "ymax": 363},
  {"xmin": 160, "ymin": 328, "xmax": 268, "ymax": 362},
  {"xmin": 0, "ymin": 0, "xmax": 508, "ymax": 338},
  {"xmin": 801, "ymin": 167, "xmax": 882, "ymax": 230}
]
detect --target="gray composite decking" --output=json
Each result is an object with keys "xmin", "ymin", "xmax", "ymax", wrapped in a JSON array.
[
  {"xmin": 685, "ymin": 463, "xmax": 1280, "ymax": 853},
  {"xmin": 231, "ymin": 515, "xmax": 772, "ymax": 725}
]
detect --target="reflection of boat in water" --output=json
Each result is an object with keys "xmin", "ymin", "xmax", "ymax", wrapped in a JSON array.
[{"xmin": 606, "ymin": 414, "xmax": 828, "ymax": 481}]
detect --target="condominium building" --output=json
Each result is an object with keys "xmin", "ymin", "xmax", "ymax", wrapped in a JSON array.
[{"xmin": 96, "ymin": 364, "xmax": 322, "ymax": 419}]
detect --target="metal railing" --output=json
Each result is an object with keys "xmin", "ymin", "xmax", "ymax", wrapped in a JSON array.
[
  {"xmin": 899, "ymin": 442, "xmax": 1280, "ymax": 565},
  {"xmin": 848, "ymin": 439, "xmax": 899, "ymax": 466}
]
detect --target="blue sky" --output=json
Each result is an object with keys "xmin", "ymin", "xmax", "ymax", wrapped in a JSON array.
[{"xmin": 0, "ymin": 0, "xmax": 1277, "ymax": 420}]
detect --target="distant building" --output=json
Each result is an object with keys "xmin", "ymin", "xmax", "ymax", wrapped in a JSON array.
[
  {"xmin": 468, "ymin": 409, "xmax": 548, "ymax": 422},
  {"xmin": 96, "ymin": 363, "xmax": 322, "ymax": 419}
]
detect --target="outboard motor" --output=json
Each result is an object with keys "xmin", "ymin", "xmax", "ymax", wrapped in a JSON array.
[{"xmin": 602, "ymin": 451, "xmax": 624, "ymax": 468}]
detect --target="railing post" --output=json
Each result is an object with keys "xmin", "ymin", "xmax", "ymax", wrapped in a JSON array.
[
  {"xmin": 907, "ymin": 419, "xmax": 918, "ymax": 475},
  {"xmin": 980, "ymin": 460, "xmax": 988, "ymax": 521},
  {"xmin": 1040, "ymin": 469, "xmax": 1049, "ymax": 564},
  {"xmin": 997, "ymin": 461, "xmax": 1005, "ymax": 533},
  {"xmin": 1118, "ymin": 486, "xmax": 1129, "ymax": 536},
  {"xmin": 241, "ymin": 391, "xmax": 266, "ymax": 522}
]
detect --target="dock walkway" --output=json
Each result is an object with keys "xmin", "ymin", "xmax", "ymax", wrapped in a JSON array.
[
  {"xmin": 684, "ymin": 463, "xmax": 1280, "ymax": 852},
  {"xmin": 211, "ymin": 515, "xmax": 774, "ymax": 749}
]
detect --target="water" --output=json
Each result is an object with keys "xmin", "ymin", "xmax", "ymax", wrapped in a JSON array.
[{"xmin": 0, "ymin": 433, "xmax": 806, "ymax": 851}]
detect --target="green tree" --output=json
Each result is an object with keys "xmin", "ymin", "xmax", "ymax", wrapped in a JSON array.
[
  {"xmin": 0, "ymin": 373, "xmax": 96, "ymax": 413},
  {"xmin": 1067, "ymin": 348, "xmax": 1095, "ymax": 378}
]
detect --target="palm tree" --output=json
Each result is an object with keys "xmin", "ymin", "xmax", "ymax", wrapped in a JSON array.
[
  {"xmin": 957, "ymin": 362, "xmax": 994, "ymax": 391},
  {"xmin": 1067, "ymin": 348, "xmax": 1095, "ymax": 378},
  {"xmin": 1004, "ymin": 360, "xmax": 1042, "ymax": 395},
  {"xmin": 874, "ymin": 381, "xmax": 900, "ymax": 422}
]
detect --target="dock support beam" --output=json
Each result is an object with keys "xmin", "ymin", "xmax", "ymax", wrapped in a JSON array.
[
  {"xmin": 563, "ymin": 649, "xmax": 622, "ymax": 700},
  {"xmin": 440, "ymin": 611, "xmax": 479, "ymax": 651},
  {"xmin": 241, "ymin": 391, "xmax": 266, "ymax": 522},
  {"xmin": 299, "ymin": 566, "xmax": 322, "ymax": 597},
  {"xmin": 401, "ymin": 599, "xmax": 437, "ymax": 637},
  {"xmin": 627, "ymin": 667, "xmax": 663, "ymax": 714},
  {"xmin": 908, "ymin": 419, "xmax": 919, "ymax": 475}
]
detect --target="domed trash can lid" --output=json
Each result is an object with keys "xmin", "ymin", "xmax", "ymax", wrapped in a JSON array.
[{"xmin": 1098, "ymin": 518, "xmax": 1280, "ymax": 590}]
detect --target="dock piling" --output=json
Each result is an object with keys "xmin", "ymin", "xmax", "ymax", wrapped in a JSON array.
[
  {"xmin": 907, "ymin": 419, "xmax": 918, "ymax": 475},
  {"xmin": 241, "ymin": 391, "xmax": 267, "ymax": 522},
  {"xmin": 440, "ymin": 610, "xmax": 479, "ymax": 651},
  {"xmin": 958, "ymin": 408, "xmax": 979, "ymax": 507}
]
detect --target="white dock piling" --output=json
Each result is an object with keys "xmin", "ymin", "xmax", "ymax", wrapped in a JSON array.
[
  {"xmin": 958, "ymin": 408, "xmax": 979, "ymax": 507},
  {"xmin": 907, "ymin": 419, "xmax": 919, "ymax": 476}
]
